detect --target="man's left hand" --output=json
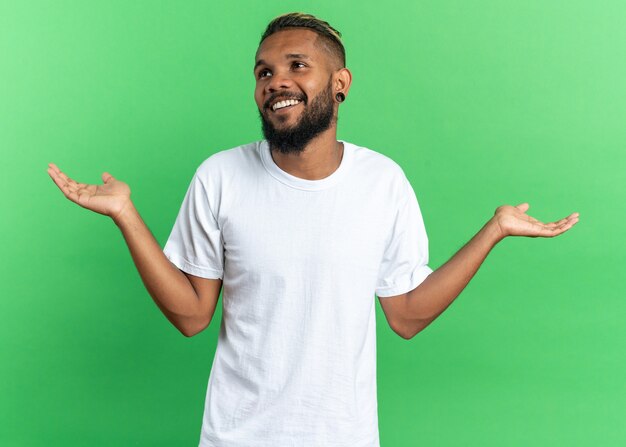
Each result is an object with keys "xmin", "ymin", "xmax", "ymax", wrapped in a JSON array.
[{"xmin": 492, "ymin": 203, "xmax": 579, "ymax": 240}]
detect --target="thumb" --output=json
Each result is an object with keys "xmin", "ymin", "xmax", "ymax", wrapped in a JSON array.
[
  {"xmin": 515, "ymin": 202, "xmax": 530, "ymax": 213},
  {"xmin": 102, "ymin": 172, "xmax": 114, "ymax": 183}
]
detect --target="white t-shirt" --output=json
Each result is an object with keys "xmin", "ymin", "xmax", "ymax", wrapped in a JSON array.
[{"xmin": 163, "ymin": 139, "xmax": 433, "ymax": 447}]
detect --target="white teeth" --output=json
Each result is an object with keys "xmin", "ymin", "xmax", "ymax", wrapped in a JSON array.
[{"xmin": 272, "ymin": 99, "xmax": 301, "ymax": 111}]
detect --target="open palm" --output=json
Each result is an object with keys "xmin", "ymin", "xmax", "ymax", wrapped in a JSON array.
[
  {"xmin": 494, "ymin": 203, "xmax": 579, "ymax": 238},
  {"xmin": 47, "ymin": 162, "xmax": 132, "ymax": 221}
]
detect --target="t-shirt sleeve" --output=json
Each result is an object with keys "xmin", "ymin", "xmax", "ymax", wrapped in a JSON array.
[
  {"xmin": 375, "ymin": 174, "xmax": 433, "ymax": 297},
  {"xmin": 162, "ymin": 171, "xmax": 224, "ymax": 279}
]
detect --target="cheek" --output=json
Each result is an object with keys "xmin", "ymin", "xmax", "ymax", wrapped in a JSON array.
[
  {"xmin": 303, "ymin": 79, "xmax": 326, "ymax": 99},
  {"xmin": 254, "ymin": 89, "xmax": 263, "ymax": 108}
]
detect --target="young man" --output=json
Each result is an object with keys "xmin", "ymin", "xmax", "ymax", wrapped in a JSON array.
[{"xmin": 47, "ymin": 12, "xmax": 579, "ymax": 447}]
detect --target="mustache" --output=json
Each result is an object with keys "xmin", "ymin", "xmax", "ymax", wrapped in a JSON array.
[{"xmin": 264, "ymin": 93, "xmax": 307, "ymax": 110}]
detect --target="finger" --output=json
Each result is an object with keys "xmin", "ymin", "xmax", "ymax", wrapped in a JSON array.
[
  {"xmin": 48, "ymin": 168, "xmax": 66, "ymax": 191},
  {"xmin": 58, "ymin": 170, "xmax": 76, "ymax": 186},
  {"xmin": 48, "ymin": 163, "xmax": 78, "ymax": 186},
  {"xmin": 48, "ymin": 162, "xmax": 63, "ymax": 177},
  {"xmin": 544, "ymin": 212, "xmax": 580, "ymax": 228},
  {"xmin": 538, "ymin": 225, "xmax": 566, "ymax": 237},
  {"xmin": 549, "ymin": 224, "xmax": 574, "ymax": 237},
  {"xmin": 551, "ymin": 216, "xmax": 574, "ymax": 229},
  {"xmin": 47, "ymin": 167, "xmax": 82, "ymax": 201},
  {"xmin": 556, "ymin": 215, "xmax": 580, "ymax": 228},
  {"xmin": 544, "ymin": 217, "xmax": 569, "ymax": 228},
  {"xmin": 528, "ymin": 219, "xmax": 562, "ymax": 236},
  {"xmin": 562, "ymin": 215, "xmax": 580, "ymax": 228},
  {"xmin": 515, "ymin": 203, "xmax": 530, "ymax": 213},
  {"xmin": 47, "ymin": 166, "xmax": 71, "ymax": 191},
  {"xmin": 545, "ymin": 216, "xmax": 579, "ymax": 237}
]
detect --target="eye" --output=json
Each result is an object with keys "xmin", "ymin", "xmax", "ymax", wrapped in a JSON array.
[
  {"xmin": 292, "ymin": 61, "xmax": 306, "ymax": 69},
  {"xmin": 257, "ymin": 69, "xmax": 271, "ymax": 79}
]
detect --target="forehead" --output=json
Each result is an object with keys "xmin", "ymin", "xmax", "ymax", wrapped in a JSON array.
[{"xmin": 255, "ymin": 28, "xmax": 324, "ymax": 64}]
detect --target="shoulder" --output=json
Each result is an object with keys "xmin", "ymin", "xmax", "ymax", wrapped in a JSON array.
[
  {"xmin": 192, "ymin": 141, "xmax": 263, "ymax": 192},
  {"xmin": 185, "ymin": 141, "xmax": 261, "ymax": 212},
  {"xmin": 195, "ymin": 141, "xmax": 260, "ymax": 178},
  {"xmin": 346, "ymin": 140, "xmax": 407, "ymax": 178},
  {"xmin": 344, "ymin": 140, "xmax": 411, "ymax": 195}
]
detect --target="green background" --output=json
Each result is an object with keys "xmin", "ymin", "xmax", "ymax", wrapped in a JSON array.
[{"xmin": 2, "ymin": 0, "xmax": 624, "ymax": 445}]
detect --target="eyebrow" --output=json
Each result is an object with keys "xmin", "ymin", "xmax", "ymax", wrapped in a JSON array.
[{"xmin": 254, "ymin": 53, "xmax": 311, "ymax": 71}]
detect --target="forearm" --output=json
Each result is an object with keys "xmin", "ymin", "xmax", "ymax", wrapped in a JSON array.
[
  {"xmin": 404, "ymin": 218, "xmax": 504, "ymax": 336},
  {"xmin": 113, "ymin": 201, "xmax": 204, "ymax": 336}
]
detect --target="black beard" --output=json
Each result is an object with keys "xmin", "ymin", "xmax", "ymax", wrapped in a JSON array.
[{"xmin": 259, "ymin": 78, "xmax": 335, "ymax": 155}]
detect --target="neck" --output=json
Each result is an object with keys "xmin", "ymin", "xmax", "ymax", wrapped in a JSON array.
[{"xmin": 269, "ymin": 129, "xmax": 344, "ymax": 181}]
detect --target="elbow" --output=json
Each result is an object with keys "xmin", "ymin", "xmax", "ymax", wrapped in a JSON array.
[
  {"xmin": 178, "ymin": 319, "xmax": 208, "ymax": 338},
  {"xmin": 179, "ymin": 325, "xmax": 197, "ymax": 338},
  {"xmin": 396, "ymin": 325, "xmax": 417, "ymax": 340},
  {"xmin": 169, "ymin": 315, "xmax": 200, "ymax": 337},
  {"xmin": 398, "ymin": 319, "xmax": 430, "ymax": 340},
  {"xmin": 399, "ymin": 329, "xmax": 419, "ymax": 340}
]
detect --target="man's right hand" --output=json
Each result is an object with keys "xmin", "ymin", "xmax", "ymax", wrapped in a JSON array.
[
  {"xmin": 46, "ymin": 162, "xmax": 220, "ymax": 336},
  {"xmin": 47, "ymin": 162, "xmax": 133, "ymax": 222}
]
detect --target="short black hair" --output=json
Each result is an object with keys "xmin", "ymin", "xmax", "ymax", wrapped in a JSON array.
[{"xmin": 259, "ymin": 12, "xmax": 346, "ymax": 69}]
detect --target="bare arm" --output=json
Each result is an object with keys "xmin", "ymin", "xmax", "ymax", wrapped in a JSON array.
[
  {"xmin": 113, "ymin": 203, "xmax": 222, "ymax": 337},
  {"xmin": 381, "ymin": 203, "xmax": 579, "ymax": 339},
  {"xmin": 399, "ymin": 218, "xmax": 501, "ymax": 338},
  {"xmin": 47, "ymin": 163, "xmax": 221, "ymax": 337}
]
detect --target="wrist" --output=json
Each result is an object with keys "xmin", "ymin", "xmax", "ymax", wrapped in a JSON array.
[
  {"xmin": 112, "ymin": 199, "xmax": 137, "ymax": 228},
  {"xmin": 484, "ymin": 217, "xmax": 507, "ymax": 245}
]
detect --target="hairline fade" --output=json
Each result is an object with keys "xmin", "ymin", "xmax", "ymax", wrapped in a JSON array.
[{"xmin": 258, "ymin": 12, "xmax": 346, "ymax": 70}]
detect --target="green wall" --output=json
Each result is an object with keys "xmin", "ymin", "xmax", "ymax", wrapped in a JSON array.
[{"xmin": 2, "ymin": 1, "xmax": 624, "ymax": 445}]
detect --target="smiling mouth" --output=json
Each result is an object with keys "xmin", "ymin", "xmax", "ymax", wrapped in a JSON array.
[{"xmin": 270, "ymin": 99, "xmax": 302, "ymax": 112}]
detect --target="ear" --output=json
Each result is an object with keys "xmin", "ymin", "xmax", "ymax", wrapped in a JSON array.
[{"xmin": 334, "ymin": 67, "xmax": 353, "ymax": 97}]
